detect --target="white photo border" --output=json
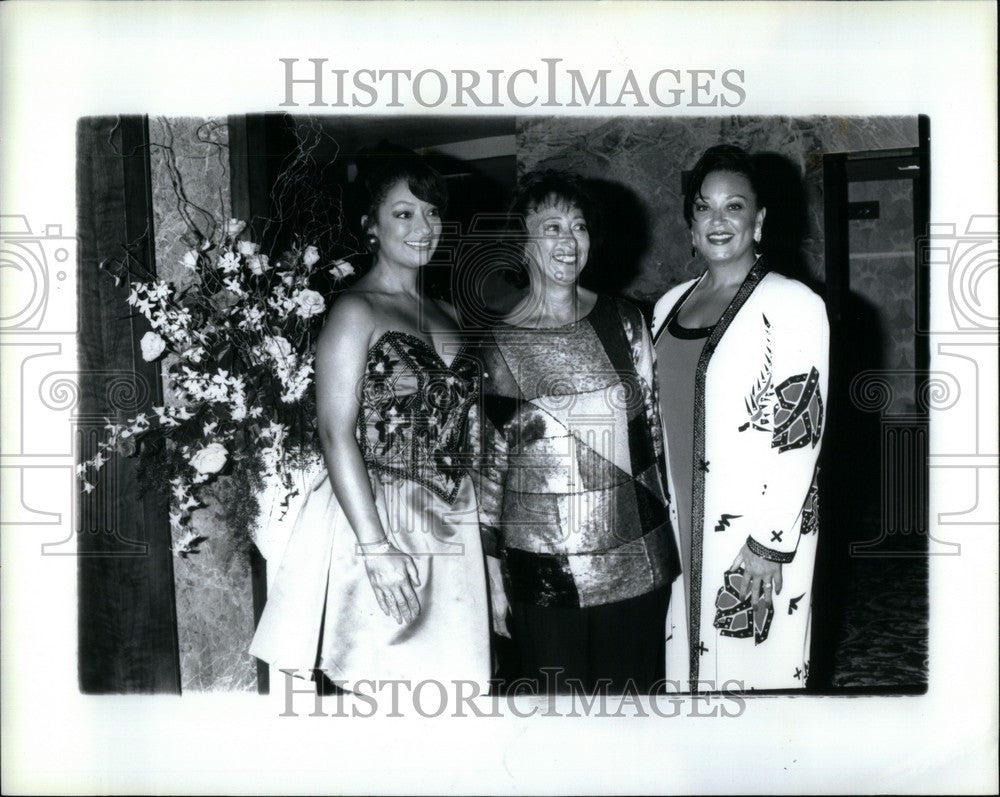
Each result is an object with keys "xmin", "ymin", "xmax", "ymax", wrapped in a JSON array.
[{"xmin": 1, "ymin": 1, "xmax": 997, "ymax": 794}]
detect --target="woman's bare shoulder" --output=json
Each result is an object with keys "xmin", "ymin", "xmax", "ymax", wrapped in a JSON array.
[{"xmin": 318, "ymin": 291, "xmax": 377, "ymax": 351}]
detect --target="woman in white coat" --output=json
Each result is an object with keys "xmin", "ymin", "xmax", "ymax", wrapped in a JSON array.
[{"xmin": 652, "ymin": 145, "xmax": 829, "ymax": 692}]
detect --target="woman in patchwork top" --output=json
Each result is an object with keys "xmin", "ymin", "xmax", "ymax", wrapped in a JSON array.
[
  {"xmin": 651, "ymin": 145, "xmax": 829, "ymax": 691},
  {"xmin": 471, "ymin": 171, "xmax": 680, "ymax": 695}
]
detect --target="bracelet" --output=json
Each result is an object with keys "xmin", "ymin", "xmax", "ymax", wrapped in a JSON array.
[
  {"xmin": 358, "ymin": 539, "xmax": 392, "ymax": 556},
  {"xmin": 745, "ymin": 535, "xmax": 795, "ymax": 564}
]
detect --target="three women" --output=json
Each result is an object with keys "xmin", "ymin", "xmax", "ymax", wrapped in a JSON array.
[{"xmin": 252, "ymin": 144, "xmax": 828, "ymax": 694}]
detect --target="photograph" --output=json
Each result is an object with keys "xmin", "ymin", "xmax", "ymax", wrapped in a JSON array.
[
  {"xmin": 73, "ymin": 113, "xmax": 931, "ymax": 699},
  {"xmin": 1, "ymin": 2, "xmax": 997, "ymax": 795}
]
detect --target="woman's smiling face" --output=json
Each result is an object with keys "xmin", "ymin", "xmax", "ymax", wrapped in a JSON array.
[
  {"xmin": 369, "ymin": 179, "xmax": 441, "ymax": 269},
  {"xmin": 523, "ymin": 200, "xmax": 591, "ymax": 287},
  {"xmin": 690, "ymin": 170, "xmax": 765, "ymax": 268}
]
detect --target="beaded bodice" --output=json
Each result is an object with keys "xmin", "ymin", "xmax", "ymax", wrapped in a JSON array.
[{"xmin": 356, "ymin": 330, "xmax": 478, "ymax": 504}]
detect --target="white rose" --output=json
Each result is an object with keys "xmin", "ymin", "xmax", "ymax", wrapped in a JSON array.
[
  {"xmin": 247, "ymin": 253, "xmax": 270, "ymax": 276},
  {"xmin": 237, "ymin": 240, "xmax": 259, "ymax": 257},
  {"xmin": 302, "ymin": 245, "xmax": 320, "ymax": 267},
  {"xmin": 189, "ymin": 442, "xmax": 228, "ymax": 475},
  {"xmin": 262, "ymin": 335, "xmax": 293, "ymax": 361},
  {"xmin": 140, "ymin": 331, "xmax": 167, "ymax": 362},
  {"xmin": 180, "ymin": 249, "xmax": 200, "ymax": 270},
  {"xmin": 293, "ymin": 289, "xmax": 326, "ymax": 318},
  {"xmin": 224, "ymin": 218, "xmax": 247, "ymax": 237},
  {"xmin": 329, "ymin": 260, "xmax": 355, "ymax": 281}
]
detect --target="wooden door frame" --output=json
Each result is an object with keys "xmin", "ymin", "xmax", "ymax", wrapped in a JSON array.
[{"xmin": 77, "ymin": 115, "xmax": 181, "ymax": 694}]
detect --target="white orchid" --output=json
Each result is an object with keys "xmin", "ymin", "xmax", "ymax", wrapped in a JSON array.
[
  {"xmin": 218, "ymin": 251, "xmax": 240, "ymax": 274},
  {"xmin": 171, "ymin": 529, "xmax": 204, "ymax": 557},
  {"xmin": 180, "ymin": 249, "xmax": 200, "ymax": 270},
  {"xmin": 180, "ymin": 346, "xmax": 206, "ymax": 364},
  {"xmin": 223, "ymin": 276, "xmax": 247, "ymax": 296}
]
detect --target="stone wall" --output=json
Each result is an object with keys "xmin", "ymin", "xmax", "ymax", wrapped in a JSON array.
[
  {"xmin": 149, "ymin": 117, "xmax": 257, "ymax": 692},
  {"xmin": 515, "ymin": 115, "xmax": 919, "ymax": 305}
]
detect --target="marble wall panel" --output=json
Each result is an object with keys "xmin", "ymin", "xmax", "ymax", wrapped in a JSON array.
[
  {"xmin": 149, "ymin": 117, "xmax": 257, "ymax": 692},
  {"xmin": 515, "ymin": 115, "xmax": 919, "ymax": 308}
]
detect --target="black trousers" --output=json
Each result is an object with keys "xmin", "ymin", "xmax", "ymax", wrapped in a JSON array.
[{"xmin": 507, "ymin": 585, "xmax": 670, "ymax": 695}]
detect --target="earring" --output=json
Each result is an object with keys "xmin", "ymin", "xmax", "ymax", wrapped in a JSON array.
[
  {"xmin": 753, "ymin": 236, "xmax": 762, "ymax": 256},
  {"xmin": 691, "ymin": 246, "xmax": 698, "ymax": 259},
  {"xmin": 367, "ymin": 234, "xmax": 378, "ymax": 251}
]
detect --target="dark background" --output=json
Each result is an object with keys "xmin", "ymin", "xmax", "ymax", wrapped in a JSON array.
[{"xmin": 77, "ymin": 114, "xmax": 930, "ymax": 694}]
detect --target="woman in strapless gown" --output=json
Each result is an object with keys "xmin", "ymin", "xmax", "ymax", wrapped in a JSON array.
[{"xmin": 249, "ymin": 154, "xmax": 492, "ymax": 692}]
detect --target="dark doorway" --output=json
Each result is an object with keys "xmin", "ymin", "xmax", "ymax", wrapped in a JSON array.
[{"xmin": 812, "ymin": 116, "xmax": 931, "ymax": 690}]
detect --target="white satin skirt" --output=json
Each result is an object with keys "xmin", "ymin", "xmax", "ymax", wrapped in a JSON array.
[{"xmin": 249, "ymin": 470, "xmax": 491, "ymax": 692}]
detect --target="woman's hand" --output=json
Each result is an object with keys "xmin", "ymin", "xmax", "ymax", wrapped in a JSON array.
[
  {"xmin": 486, "ymin": 556, "xmax": 511, "ymax": 638},
  {"xmin": 362, "ymin": 544, "xmax": 421, "ymax": 625},
  {"xmin": 731, "ymin": 542, "xmax": 782, "ymax": 617}
]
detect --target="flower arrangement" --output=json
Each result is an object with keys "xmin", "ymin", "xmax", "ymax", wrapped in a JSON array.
[{"xmin": 78, "ymin": 218, "xmax": 355, "ymax": 556}]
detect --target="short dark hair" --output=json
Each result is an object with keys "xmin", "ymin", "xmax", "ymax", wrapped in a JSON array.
[
  {"xmin": 358, "ymin": 148, "xmax": 448, "ymax": 250},
  {"xmin": 509, "ymin": 169, "xmax": 597, "ymax": 233},
  {"xmin": 504, "ymin": 170, "xmax": 598, "ymax": 288},
  {"xmin": 683, "ymin": 144, "xmax": 764, "ymax": 228}
]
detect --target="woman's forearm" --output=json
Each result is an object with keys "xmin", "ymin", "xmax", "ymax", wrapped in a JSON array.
[{"xmin": 321, "ymin": 430, "xmax": 387, "ymax": 546}]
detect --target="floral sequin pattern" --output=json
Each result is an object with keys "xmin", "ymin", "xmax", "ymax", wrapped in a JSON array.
[{"xmin": 357, "ymin": 331, "xmax": 477, "ymax": 504}]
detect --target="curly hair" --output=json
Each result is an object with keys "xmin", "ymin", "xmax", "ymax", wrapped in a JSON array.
[
  {"xmin": 505, "ymin": 169, "xmax": 598, "ymax": 288},
  {"xmin": 682, "ymin": 144, "xmax": 764, "ymax": 228},
  {"xmin": 355, "ymin": 146, "xmax": 449, "ymax": 254}
]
